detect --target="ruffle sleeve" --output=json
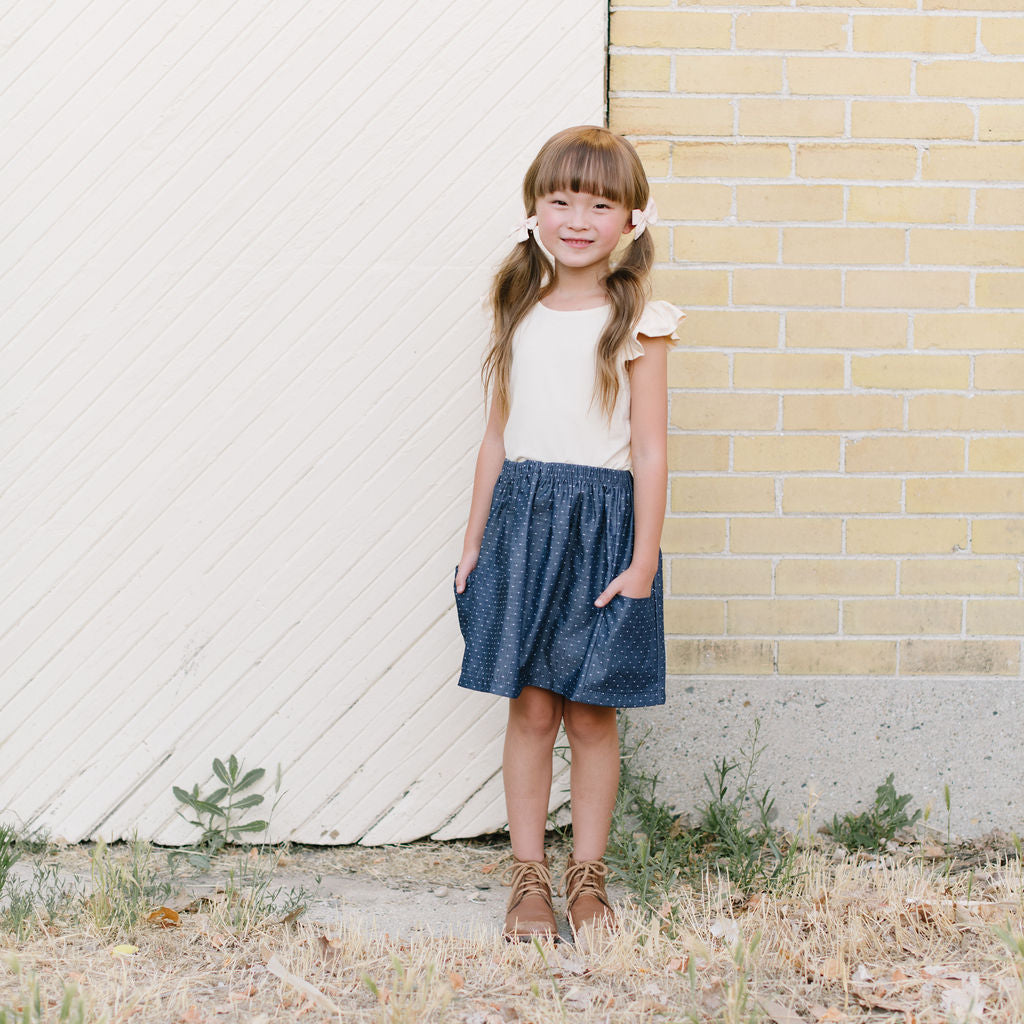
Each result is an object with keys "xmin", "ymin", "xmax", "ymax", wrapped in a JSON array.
[{"xmin": 624, "ymin": 299, "xmax": 686, "ymax": 361}]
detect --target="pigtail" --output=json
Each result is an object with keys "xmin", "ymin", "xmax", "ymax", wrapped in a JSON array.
[
  {"xmin": 482, "ymin": 232, "xmax": 552, "ymax": 423},
  {"xmin": 594, "ymin": 229, "xmax": 654, "ymax": 424}
]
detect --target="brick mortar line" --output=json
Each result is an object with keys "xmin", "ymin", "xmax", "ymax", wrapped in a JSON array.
[
  {"xmin": 609, "ymin": 4, "xmax": 1016, "ymax": 11},
  {"xmin": 610, "ymin": 51, "xmax": 1024, "ymax": 60}
]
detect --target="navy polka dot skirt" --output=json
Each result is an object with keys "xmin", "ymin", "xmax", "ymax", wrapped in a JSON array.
[{"xmin": 454, "ymin": 458, "xmax": 666, "ymax": 708}]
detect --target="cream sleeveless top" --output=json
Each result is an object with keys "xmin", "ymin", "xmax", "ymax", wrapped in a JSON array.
[{"xmin": 503, "ymin": 299, "xmax": 684, "ymax": 472}]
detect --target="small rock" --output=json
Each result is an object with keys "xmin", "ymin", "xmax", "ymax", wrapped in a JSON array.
[{"xmin": 433, "ymin": 886, "xmax": 449, "ymax": 898}]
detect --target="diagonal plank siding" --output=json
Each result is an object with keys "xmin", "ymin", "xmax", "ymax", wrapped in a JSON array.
[{"xmin": 0, "ymin": 1, "xmax": 606, "ymax": 844}]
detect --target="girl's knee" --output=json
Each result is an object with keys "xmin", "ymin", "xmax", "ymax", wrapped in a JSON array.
[
  {"xmin": 562, "ymin": 701, "xmax": 618, "ymax": 747},
  {"xmin": 508, "ymin": 686, "xmax": 563, "ymax": 738}
]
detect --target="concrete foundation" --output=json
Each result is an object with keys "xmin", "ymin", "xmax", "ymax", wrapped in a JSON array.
[{"xmin": 630, "ymin": 678, "xmax": 1024, "ymax": 839}]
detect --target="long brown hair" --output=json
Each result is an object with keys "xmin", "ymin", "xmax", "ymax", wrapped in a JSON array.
[{"xmin": 482, "ymin": 126, "xmax": 654, "ymax": 425}]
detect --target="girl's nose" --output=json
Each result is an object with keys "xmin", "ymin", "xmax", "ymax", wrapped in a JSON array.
[{"xmin": 568, "ymin": 204, "xmax": 589, "ymax": 229}]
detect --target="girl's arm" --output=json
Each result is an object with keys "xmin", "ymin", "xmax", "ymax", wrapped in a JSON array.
[
  {"xmin": 456, "ymin": 393, "xmax": 507, "ymax": 593},
  {"xmin": 594, "ymin": 336, "xmax": 670, "ymax": 606}
]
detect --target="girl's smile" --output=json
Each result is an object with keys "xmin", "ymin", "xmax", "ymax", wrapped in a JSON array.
[{"xmin": 534, "ymin": 190, "xmax": 633, "ymax": 272}]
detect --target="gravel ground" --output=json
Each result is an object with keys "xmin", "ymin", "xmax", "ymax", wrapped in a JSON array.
[{"xmin": 4, "ymin": 835, "xmax": 626, "ymax": 942}]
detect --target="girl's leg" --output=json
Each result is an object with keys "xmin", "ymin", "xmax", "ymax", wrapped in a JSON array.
[
  {"xmin": 561, "ymin": 699, "xmax": 620, "ymax": 936},
  {"xmin": 503, "ymin": 685, "xmax": 564, "ymax": 861},
  {"xmin": 561, "ymin": 700, "xmax": 620, "ymax": 861}
]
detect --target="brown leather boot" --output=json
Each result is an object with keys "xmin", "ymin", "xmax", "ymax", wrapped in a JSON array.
[
  {"xmin": 563, "ymin": 855, "xmax": 615, "ymax": 940},
  {"xmin": 502, "ymin": 857, "xmax": 557, "ymax": 941}
]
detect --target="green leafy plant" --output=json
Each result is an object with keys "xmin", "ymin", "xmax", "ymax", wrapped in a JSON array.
[
  {"xmin": 608, "ymin": 718, "xmax": 796, "ymax": 910},
  {"xmin": 694, "ymin": 719, "xmax": 796, "ymax": 895},
  {"xmin": 828, "ymin": 773, "xmax": 922, "ymax": 852},
  {"xmin": 0, "ymin": 825, "xmax": 19, "ymax": 898},
  {"xmin": 172, "ymin": 755, "xmax": 270, "ymax": 862},
  {"xmin": 2, "ymin": 863, "xmax": 81, "ymax": 939}
]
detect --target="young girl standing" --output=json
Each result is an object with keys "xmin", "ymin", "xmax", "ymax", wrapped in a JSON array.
[{"xmin": 453, "ymin": 126, "xmax": 683, "ymax": 942}]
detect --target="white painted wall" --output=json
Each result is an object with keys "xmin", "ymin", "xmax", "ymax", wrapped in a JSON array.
[{"xmin": 0, "ymin": 0, "xmax": 606, "ymax": 844}]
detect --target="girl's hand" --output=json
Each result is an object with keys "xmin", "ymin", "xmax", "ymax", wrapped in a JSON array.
[
  {"xmin": 455, "ymin": 548, "xmax": 480, "ymax": 594},
  {"xmin": 594, "ymin": 566, "xmax": 656, "ymax": 607}
]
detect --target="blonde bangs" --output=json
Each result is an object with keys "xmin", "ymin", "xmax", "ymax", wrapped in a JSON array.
[{"xmin": 526, "ymin": 128, "xmax": 639, "ymax": 208}]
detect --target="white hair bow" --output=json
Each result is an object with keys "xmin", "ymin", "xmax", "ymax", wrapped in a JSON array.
[
  {"xmin": 511, "ymin": 213, "xmax": 538, "ymax": 243},
  {"xmin": 631, "ymin": 197, "xmax": 658, "ymax": 239}
]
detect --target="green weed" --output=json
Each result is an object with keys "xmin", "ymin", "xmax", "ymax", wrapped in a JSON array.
[
  {"xmin": 86, "ymin": 838, "xmax": 169, "ymax": 938},
  {"xmin": 0, "ymin": 826, "xmax": 19, "ymax": 898},
  {"xmin": 172, "ymin": 756, "xmax": 276, "ymax": 867},
  {"xmin": 828, "ymin": 773, "xmax": 921, "ymax": 852},
  {"xmin": 13, "ymin": 827, "xmax": 57, "ymax": 858},
  {"xmin": 608, "ymin": 719, "xmax": 796, "ymax": 910},
  {"xmin": 694, "ymin": 719, "xmax": 796, "ymax": 895},
  {"xmin": 1, "ymin": 863, "xmax": 81, "ymax": 940},
  {"xmin": 208, "ymin": 851, "xmax": 313, "ymax": 935}
]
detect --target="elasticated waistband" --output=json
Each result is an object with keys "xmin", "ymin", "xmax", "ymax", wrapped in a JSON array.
[{"xmin": 499, "ymin": 458, "xmax": 633, "ymax": 490}]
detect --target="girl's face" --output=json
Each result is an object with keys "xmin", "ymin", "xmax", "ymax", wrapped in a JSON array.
[{"xmin": 533, "ymin": 190, "xmax": 633, "ymax": 273}]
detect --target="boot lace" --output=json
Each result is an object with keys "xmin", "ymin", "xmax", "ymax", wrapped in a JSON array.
[
  {"xmin": 502, "ymin": 859, "xmax": 553, "ymax": 909},
  {"xmin": 562, "ymin": 858, "xmax": 610, "ymax": 909}
]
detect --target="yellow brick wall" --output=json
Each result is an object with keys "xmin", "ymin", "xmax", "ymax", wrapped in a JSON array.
[{"xmin": 610, "ymin": 1, "xmax": 1024, "ymax": 679}]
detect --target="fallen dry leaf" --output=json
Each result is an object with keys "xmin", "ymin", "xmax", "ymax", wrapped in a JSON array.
[
  {"xmin": 449, "ymin": 971, "xmax": 465, "ymax": 991},
  {"xmin": 280, "ymin": 904, "xmax": 306, "ymax": 926},
  {"xmin": 180, "ymin": 894, "xmax": 224, "ymax": 914},
  {"xmin": 147, "ymin": 906, "xmax": 180, "ymax": 928},
  {"xmin": 317, "ymin": 934, "xmax": 342, "ymax": 959}
]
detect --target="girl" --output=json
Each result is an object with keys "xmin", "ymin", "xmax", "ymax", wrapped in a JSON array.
[{"xmin": 453, "ymin": 126, "xmax": 683, "ymax": 942}]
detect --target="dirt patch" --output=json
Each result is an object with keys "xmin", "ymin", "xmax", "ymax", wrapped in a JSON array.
[{"xmin": 2, "ymin": 834, "xmax": 1023, "ymax": 1022}]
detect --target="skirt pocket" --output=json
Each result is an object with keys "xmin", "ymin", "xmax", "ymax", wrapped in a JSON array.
[
  {"xmin": 583, "ymin": 592, "xmax": 661, "ymax": 707},
  {"xmin": 454, "ymin": 562, "xmax": 484, "ymax": 643}
]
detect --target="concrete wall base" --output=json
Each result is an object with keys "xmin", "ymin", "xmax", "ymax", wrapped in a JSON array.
[{"xmin": 629, "ymin": 678, "xmax": 1023, "ymax": 840}]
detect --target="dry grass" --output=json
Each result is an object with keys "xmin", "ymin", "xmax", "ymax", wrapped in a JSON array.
[{"xmin": 2, "ymin": 836, "xmax": 1023, "ymax": 1023}]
